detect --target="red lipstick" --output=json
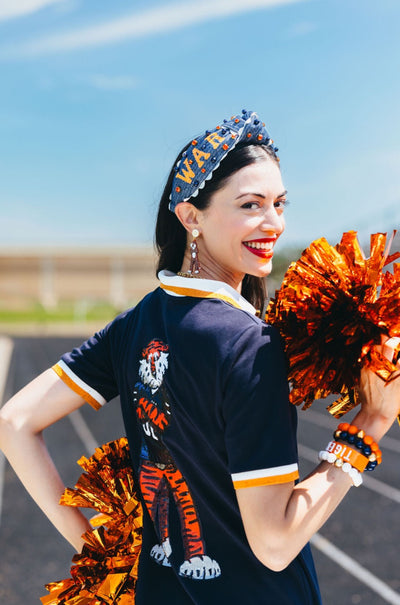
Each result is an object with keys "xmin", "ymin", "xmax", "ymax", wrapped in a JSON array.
[
  {"xmin": 243, "ymin": 245, "xmax": 274, "ymax": 259},
  {"xmin": 243, "ymin": 238, "xmax": 275, "ymax": 259}
]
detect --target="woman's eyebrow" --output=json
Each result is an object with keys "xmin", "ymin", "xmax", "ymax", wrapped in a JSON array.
[
  {"xmin": 235, "ymin": 192, "xmax": 265, "ymax": 200},
  {"xmin": 235, "ymin": 189, "xmax": 288, "ymax": 200}
]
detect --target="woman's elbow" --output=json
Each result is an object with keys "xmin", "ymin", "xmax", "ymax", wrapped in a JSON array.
[
  {"xmin": 256, "ymin": 552, "xmax": 293, "ymax": 573},
  {"xmin": 0, "ymin": 409, "xmax": 14, "ymax": 452},
  {"xmin": 250, "ymin": 539, "xmax": 296, "ymax": 572},
  {"xmin": 0, "ymin": 404, "xmax": 35, "ymax": 452}
]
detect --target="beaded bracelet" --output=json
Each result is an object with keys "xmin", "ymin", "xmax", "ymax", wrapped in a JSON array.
[
  {"xmin": 318, "ymin": 449, "xmax": 363, "ymax": 486},
  {"xmin": 333, "ymin": 423, "xmax": 382, "ymax": 471},
  {"xmin": 325, "ymin": 440, "xmax": 369, "ymax": 472}
]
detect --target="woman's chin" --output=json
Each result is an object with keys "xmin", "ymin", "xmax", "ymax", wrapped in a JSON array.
[{"xmin": 246, "ymin": 262, "xmax": 273, "ymax": 278}]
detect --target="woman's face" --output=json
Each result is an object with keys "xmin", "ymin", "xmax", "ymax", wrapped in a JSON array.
[{"xmin": 196, "ymin": 158, "xmax": 286, "ymax": 290}]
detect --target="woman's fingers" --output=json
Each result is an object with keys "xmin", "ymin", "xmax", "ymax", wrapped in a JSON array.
[
  {"xmin": 381, "ymin": 337, "xmax": 400, "ymax": 367},
  {"xmin": 355, "ymin": 337, "xmax": 400, "ymax": 441}
]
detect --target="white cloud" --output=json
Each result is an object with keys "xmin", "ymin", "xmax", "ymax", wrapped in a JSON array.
[
  {"xmin": 86, "ymin": 74, "xmax": 139, "ymax": 91},
  {"xmin": 4, "ymin": 0, "xmax": 304, "ymax": 57},
  {"xmin": 0, "ymin": 0, "xmax": 65, "ymax": 21}
]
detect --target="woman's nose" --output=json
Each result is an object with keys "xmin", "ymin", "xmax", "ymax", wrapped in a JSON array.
[{"xmin": 260, "ymin": 208, "xmax": 285, "ymax": 236}]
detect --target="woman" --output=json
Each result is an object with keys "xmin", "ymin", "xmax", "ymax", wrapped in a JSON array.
[{"xmin": 1, "ymin": 110, "xmax": 399, "ymax": 604}]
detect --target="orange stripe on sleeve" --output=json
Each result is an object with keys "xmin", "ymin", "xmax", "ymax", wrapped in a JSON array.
[
  {"xmin": 233, "ymin": 469, "xmax": 299, "ymax": 489},
  {"xmin": 52, "ymin": 363, "xmax": 102, "ymax": 410}
]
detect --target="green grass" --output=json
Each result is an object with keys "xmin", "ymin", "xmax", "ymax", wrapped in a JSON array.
[
  {"xmin": 0, "ymin": 248, "xmax": 303, "ymax": 325},
  {"xmin": 0, "ymin": 302, "xmax": 124, "ymax": 324}
]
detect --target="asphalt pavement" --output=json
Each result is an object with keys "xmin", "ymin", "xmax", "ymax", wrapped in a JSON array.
[{"xmin": 0, "ymin": 336, "xmax": 399, "ymax": 605}]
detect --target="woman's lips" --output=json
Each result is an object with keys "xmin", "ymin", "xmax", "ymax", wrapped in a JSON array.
[{"xmin": 243, "ymin": 241, "xmax": 274, "ymax": 259}]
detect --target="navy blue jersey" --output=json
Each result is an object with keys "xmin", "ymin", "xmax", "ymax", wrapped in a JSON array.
[{"xmin": 53, "ymin": 271, "xmax": 321, "ymax": 604}]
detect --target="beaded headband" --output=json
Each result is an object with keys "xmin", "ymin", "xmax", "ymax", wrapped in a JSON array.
[{"xmin": 169, "ymin": 109, "xmax": 278, "ymax": 212}]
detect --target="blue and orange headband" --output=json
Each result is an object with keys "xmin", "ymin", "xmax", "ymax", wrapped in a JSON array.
[{"xmin": 169, "ymin": 109, "xmax": 278, "ymax": 212}]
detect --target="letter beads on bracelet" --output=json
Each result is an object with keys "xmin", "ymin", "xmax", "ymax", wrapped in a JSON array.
[{"xmin": 318, "ymin": 448, "xmax": 363, "ymax": 487}]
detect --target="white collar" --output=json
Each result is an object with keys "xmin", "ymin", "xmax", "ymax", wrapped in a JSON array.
[{"xmin": 158, "ymin": 270, "xmax": 257, "ymax": 315}]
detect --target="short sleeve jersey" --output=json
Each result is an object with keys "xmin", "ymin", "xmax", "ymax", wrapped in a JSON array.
[{"xmin": 53, "ymin": 271, "xmax": 321, "ymax": 605}]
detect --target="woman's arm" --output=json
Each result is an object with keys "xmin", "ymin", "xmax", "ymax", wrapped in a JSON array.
[
  {"xmin": 236, "ymin": 339, "xmax": 400, "ymax": 572},
  {"xmin": 0, "ymin": 368, "xmax": 91, "ymax": 551}
]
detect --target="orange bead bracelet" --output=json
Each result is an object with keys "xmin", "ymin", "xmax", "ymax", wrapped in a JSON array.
[{"xmin": 334, "ymin": 423, "xmax": 381, "ymax": 470}]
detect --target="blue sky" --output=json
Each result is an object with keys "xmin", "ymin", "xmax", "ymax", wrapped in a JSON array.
[{"xmin": 0, "ymin": 0, "xmax": 399, "ymax": 251}]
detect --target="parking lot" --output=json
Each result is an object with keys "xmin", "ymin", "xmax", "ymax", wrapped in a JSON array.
[{"xmin": 1, "ymin": 335, "xmax": 399, "ymax": 605}]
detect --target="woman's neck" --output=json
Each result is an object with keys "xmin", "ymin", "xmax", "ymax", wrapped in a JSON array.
[{"xmin": 179, "ymin": 250, "xmax": 244, "ymax": 294}]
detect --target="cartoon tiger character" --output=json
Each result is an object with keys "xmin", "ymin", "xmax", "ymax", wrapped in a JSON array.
[{"xmin": 133, "ymin": 339, "xmax": 221, "ymax": 580}]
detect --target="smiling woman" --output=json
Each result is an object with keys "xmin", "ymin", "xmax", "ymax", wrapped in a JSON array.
[
  {"xmin": 174, "ymin": 160, "xmax": 286, "ymax": 284},
  {"xmin": 1, "ymin": 110, "xmax": 400, "ymax": 605},
  {"xmin": 156, "ymin": 125, "xmax": 283, "ymax": 311}
]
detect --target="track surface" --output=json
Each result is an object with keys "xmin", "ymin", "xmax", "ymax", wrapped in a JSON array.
[{"xmin": 0, "ymin": 336, "xmax": 399, "ymax": 605}]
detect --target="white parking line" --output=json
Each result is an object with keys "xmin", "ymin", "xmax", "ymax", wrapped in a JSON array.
[
  {"xmin": 298, "ymin": 443, "xmax": 400, "ymax": 504},
  {"xmin": 0, "ymin": 336, "xmax": 15, "ymax": 524},
  {"xmin": 311, "ymin": 533, "xmax": 400, "ymax": 605},
  {"xmin": 68, "ymin": 409, "xmax": 98, "ymax": 455},
  {"xmin": 361, "ymin": 474, "xmax": 400, "ymax": 504}
]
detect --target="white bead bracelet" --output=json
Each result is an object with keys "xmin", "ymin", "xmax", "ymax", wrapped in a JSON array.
[{"xmin": 318, "ymin": 450, "xmax": 363, "ymax": 487}]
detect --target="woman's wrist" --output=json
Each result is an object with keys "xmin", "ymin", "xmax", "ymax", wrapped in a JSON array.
[{"xmin": 350, "ymin": 410, "xmax": 392, "ymax": 443}]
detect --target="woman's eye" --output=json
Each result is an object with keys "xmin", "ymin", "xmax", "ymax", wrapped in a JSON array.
[
  {"xmin": 274, "ymin": 199, "xmax": 289, "ymax": 210},
  {"xmin": 241, "ymin": 201, "xmax": 260, "ymax": 210}
]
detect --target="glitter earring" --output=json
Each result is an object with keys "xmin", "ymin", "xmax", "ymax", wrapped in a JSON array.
[{"xmin": 189, "ymin": 228, "xmax": 201, "ymax": 276}]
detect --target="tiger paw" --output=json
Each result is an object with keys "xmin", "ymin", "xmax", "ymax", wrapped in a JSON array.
[
  {"xmin": 179, "ymin": 555, "xmax": 221, "ymax": 580},
  {"xmin": 150, "ymin": 543, "xmax": 172, "ymax": 567}
]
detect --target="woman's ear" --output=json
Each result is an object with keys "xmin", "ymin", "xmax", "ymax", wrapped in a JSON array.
[{"xmin": 174, "ymin": 202, "xmax": 202, "ymax": 235}]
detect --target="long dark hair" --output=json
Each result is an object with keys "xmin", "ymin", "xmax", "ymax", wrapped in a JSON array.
[{"xmin": 155, "ymin": 143, "xmax": 280, "ymax": 312}]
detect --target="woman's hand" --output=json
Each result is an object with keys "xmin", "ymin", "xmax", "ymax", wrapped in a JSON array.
[{"xmin": 353, "ymin": 336, "xmax": 400, "ymax": 442}]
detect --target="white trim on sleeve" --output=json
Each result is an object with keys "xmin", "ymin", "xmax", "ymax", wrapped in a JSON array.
[{"xmin": 57, "ymin": 359, "xmax": 107, "ymax": 407}]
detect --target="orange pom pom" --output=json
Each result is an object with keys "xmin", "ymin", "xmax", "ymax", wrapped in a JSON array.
[
  {"xmin": 42, "ymin": 438, "xmax": 142, "ymax": 605},
  {"xmin": 265, "ymin": 230, "xmax": 400, "ymax": 419}
]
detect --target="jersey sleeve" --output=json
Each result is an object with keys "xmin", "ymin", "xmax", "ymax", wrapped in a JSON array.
[
  {"xmin": 52, "ymin": 319, "xmax": 121, "ymax": 410},
  {"xmin": 222, "ymin": 322, "xmax": 299, "ymax": 489}
]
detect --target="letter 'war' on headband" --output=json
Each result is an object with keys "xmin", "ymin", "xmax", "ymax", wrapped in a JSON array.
[{"xmin": 169, "ymin": 109, "xmax": 278, "ymax": 212}]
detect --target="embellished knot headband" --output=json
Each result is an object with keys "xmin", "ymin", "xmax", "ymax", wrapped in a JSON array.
[{"xmin": 169, "ymin": 109, "xmax": 278, "ymax": 212}]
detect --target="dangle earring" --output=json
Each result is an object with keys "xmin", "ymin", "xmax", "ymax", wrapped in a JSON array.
[
  {"xmin": 189, "ymin": 228, "xmax": 201, "ymax": 276},
  {"xmin": 177, "ymin": 229, "xmax": 201, "ymax": 278}
]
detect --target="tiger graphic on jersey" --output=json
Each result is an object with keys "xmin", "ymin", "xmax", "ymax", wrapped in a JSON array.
[{"xmin": 133, "ymin": 338, "xmax": 221, "ymax": 580}]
